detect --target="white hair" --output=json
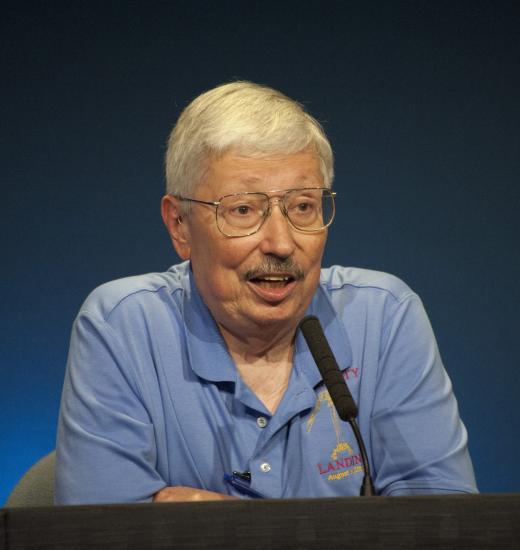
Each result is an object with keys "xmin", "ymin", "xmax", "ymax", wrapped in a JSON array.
[{"xmin": 165, "ymin": 81, "xmax": 334, "ymax": 200}]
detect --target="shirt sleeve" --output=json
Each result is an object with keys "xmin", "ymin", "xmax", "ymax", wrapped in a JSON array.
[
  {"xmin": 55, "ymin": 310, "xmax": 166, "ymax": 504},
  {"xmin": 370, "ymin": 293, "xmax": 478, "ymax": 495}
]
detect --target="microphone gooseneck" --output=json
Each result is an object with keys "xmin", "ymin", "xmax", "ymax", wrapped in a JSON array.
[{"xmin": 299, "ymin": 315, "xmax": 376, "ymax": 496}]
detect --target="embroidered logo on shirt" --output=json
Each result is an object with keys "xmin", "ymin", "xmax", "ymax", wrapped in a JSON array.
[{"xmin": 308, "ymin": 389, "xmax": 363, "ymax": 481}]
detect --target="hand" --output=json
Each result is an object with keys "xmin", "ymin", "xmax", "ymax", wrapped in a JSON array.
[{"xmin": 153, "ymin": 486, "xmax": 239, "ymax": 502}]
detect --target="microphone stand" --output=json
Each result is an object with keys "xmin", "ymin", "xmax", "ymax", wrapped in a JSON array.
[{"xmin": 299, "ymin": 315, "xmax": 376, "ymax": 496}]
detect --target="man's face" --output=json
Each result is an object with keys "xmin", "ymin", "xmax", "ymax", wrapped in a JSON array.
[{"xmin": 167, "ymin": 149, "xmax": 328, "ymax": 339}]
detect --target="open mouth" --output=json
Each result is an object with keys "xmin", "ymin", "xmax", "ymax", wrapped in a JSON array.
[{"xmin": 248, "ymin": 274, "xmax": 295, "ymax": 288}]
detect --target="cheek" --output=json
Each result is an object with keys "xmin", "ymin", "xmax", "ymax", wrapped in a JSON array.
[
  {"xmin": 191, "ymin": 237, "xmax": 259, "ymax": 280},
  {"xmin": 298, "ymin": 235, "xmax": 327, "ymax": 266}
]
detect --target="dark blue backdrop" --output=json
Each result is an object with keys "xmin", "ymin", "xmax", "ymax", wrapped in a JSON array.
[{"xmin": 2, "ymin": 1, "xmax": 519, "ymax": 504}]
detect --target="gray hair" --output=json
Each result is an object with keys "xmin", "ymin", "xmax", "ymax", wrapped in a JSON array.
[{"xmin": 165, "ymin": 81, "xmax": 334, "ymax": 200}]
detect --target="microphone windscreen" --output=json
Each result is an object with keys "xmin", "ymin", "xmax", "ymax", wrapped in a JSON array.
[{"xmin": 299, "ymin": 315, "xmax": 358, "ymax": 420}]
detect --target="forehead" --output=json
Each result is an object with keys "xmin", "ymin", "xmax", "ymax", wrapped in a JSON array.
[{"xmin": 198, "ymin": 149, "xmax": 324, "ymax": 197}]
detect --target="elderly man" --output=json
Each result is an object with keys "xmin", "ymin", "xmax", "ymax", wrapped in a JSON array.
[{"xmin": 55, "ymin": 82, "xmax": 477, "ymax": 504}]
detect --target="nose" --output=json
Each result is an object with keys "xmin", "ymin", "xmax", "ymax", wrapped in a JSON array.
[{"xmin": 257, "ymin": 198, "xmax": 296, "ymax": 258}]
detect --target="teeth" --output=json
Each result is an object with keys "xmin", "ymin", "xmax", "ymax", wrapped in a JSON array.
[{"xmin": 261, "ymin": 276, "xmax": 290, "ymax": 282}]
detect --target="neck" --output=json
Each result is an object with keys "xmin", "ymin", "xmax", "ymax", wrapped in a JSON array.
[
  {"xmin": 218, "ymin": 322, "xmax": 296, "ymax": 414},
  {"xmin": 219, "ymin": 321, "xmax": 295, "ymax": 361}
]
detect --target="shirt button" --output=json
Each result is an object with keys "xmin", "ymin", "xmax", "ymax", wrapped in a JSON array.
[
  {"xmin": 257, "ymin": 416, "xmax": 268, "ymax": 428},
  {"xmin": 260, "ymin": 462, "xmax": 271, "ymax": 473}
]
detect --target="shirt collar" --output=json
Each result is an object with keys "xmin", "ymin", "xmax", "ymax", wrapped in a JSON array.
[
  {"xmin": 182, "ymin": 264, "xmax": 238, "ymax": 383},
  {"xmin": 182, "ymin": 264, "xmax": 353, "ymax": 387}
]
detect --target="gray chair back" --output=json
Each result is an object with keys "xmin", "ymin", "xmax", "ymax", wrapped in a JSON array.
[{"xmin": 5, "ymin": 450, "xmax": 55, "ymax": 507}]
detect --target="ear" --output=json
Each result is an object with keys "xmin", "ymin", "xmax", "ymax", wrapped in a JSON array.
[{"xmin": 161, "ymin": 195, "xmax": 191, "ymax": 260}]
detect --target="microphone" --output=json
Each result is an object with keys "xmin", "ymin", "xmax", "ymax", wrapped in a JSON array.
[
  {"xmin": 299, "ymin": 315, "xmax": 376, "ymax": 496},
  {"xmin": 299, "ymin": 316, "xmax": 358, "ymax": 421}
]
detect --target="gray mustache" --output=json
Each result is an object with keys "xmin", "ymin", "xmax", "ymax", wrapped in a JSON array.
[{"xmin": 245, "ymin": 256, "xmax": 305, "ymax": 281}]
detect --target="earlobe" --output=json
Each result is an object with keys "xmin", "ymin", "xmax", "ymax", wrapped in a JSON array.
[{"xmin": 161, "ymin": 195, "xmax": 191, "ymax": 260}]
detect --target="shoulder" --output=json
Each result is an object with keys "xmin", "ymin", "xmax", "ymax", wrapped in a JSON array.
[
  {"xmin": 79, "ymin": 261, "xmax": 190, "ymax": 323},
  {"xmin": 320, "ymin": 265, "xmax": 416, "ymax": 304}
]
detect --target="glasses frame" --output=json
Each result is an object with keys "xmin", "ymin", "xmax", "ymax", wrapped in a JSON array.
[{"xmin": 174, "ymin": 187, "xmax": 337, "ymax": 238}]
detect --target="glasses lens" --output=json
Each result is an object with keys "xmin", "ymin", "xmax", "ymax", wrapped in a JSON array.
[
  {"xmin": 217, "ymin": 193, "xmax": 267, "ymax": 236},
  {"xmin": 285, "ymin": 188, "xmax": 335, "ymax": 231}
]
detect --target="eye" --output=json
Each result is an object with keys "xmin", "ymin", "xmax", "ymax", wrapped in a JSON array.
[
  {"xmin": 232, "ymin": 204, "xmax": 253, "ymax": 216},
  {"xmin": 290, "ymin": 198, "xmax": 317, "ymax": 216},
  {"xmin": 296, "ymin": 201, "xmax": 313, "ymax": 212}
]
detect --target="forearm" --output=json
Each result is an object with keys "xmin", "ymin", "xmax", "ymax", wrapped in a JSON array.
[{"xmin": 153, "ymin": 486, "xmax": 238, "ymax": 502}]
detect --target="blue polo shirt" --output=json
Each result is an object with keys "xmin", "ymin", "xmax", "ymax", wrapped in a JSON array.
[{"xmin": 55, "ymin": 262, "xmax": 477, "ymax": 504}]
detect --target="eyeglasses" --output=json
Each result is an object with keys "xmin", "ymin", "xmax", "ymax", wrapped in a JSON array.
[{"xmin": 175, "ymin": 187, "xmax": 336, "ymax": 237}]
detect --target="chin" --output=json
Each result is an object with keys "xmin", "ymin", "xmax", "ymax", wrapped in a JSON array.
[{"xmin": 247, "ymin": 306, "xmax": 304, "ymax": 329}]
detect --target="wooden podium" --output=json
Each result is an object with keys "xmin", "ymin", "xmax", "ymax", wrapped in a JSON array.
[{"xmin": 1, "ymin": 494, "xmax": 519, "ymax": 549}]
